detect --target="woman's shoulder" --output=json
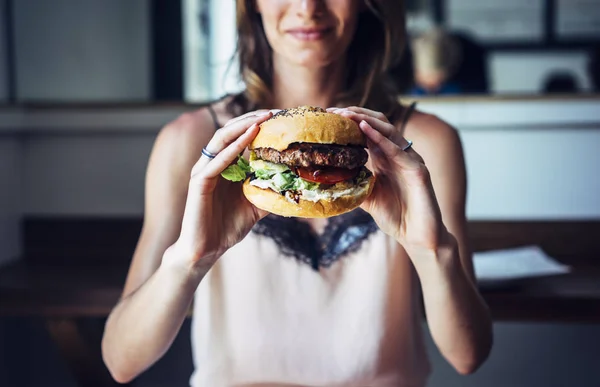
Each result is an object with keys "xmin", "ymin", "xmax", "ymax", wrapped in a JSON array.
[
  {"xmin": 401, "ymin": 108, "xmax": 463, "ymax": 159},
  {"xmin": 147, "ymin": 105, "xmax": 222, "ymax": 183},
  {"xmin": 150, "ymin": 94, "xmax": 245, "ymax": 180},
  {"xmin": 399, "ymin": 108, "xmax": 465, "ymax": 189},
  {"xmin": 157, "ymin": 95, "xmax": 236, "ymax": 151}
]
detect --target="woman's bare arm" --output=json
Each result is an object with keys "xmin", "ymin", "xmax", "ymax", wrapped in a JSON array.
[
  {"xmin": 101, "ymin": 111, "xmax": 214, "ymax": 383},
  {"xmin": 101, "ymin": 107, "xmax": 274, "ymax": 383},
  {"xmin": 406, "ymin": 113, "xmax": 493, "ymax": 374}
]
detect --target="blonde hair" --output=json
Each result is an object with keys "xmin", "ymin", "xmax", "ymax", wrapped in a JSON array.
[
  {"xmin": 412, "ymin": 28, "xmax": 462, "ymax": 76},
  {"xmin": 226, "ymin": 0, "xmax": 407, "ymax": 121}
]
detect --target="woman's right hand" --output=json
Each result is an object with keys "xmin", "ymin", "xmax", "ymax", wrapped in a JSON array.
[{"xmin": 167, "ymin": 110, "xmax": 275, "ymax": 269}]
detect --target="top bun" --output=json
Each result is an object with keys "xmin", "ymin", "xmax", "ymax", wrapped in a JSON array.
[{"xmin": 250, "ymin": 106, "xmax": 366, "ymax": 151}]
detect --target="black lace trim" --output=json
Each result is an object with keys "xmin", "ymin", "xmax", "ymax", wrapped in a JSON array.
[{"xmin": 251, "ymin": 209, "xmax": 379, "ymax": 271}]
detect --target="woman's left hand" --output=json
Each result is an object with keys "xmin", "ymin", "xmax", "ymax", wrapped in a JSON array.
[{"xmin": 328, "ymin": 107, "xmax": 451, "ymax": 254}]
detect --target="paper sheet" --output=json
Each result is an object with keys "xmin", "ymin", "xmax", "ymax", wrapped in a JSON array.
[{"xmin": 473, "ymin": 246, "xmax": 571, "ymax": 282}]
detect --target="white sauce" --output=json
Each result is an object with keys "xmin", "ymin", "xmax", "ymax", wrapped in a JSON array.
[{"xmin": 250, "ymin": 178, "xmax": 369, "ymax": 203}]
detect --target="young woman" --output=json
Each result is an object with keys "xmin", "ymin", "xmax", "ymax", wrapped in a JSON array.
[{"xmin": 102, "ymin": 1, "xmax": 493, "ymax": 386}]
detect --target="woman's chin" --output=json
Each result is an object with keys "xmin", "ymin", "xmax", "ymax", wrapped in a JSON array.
[{"xmin": 284, "ymin": 52, "xmax": 341, "ymax": 69}]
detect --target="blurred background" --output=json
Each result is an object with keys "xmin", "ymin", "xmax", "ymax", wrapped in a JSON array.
[
  {"xmin": 1, "ymin": 0, "xmax": 600, "ymax": 103},
  {"xmin": 0, "ymin": 0, "xmax": 600, "ymax": 386}
]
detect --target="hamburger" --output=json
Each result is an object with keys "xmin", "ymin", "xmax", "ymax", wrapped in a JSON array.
[{"xmin": 222, "ymin": 106, "xmax": 375, "ymax": 218}]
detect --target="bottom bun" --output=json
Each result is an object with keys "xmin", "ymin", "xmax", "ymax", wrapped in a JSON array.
[{"xmin": 242, "ymin": 175, "xmax": 375, "ymax": 218}]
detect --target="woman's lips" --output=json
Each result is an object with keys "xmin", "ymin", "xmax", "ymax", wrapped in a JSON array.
[{"xmin": 287, "ymin": 27, "xmax": 332, "ymax": 41}]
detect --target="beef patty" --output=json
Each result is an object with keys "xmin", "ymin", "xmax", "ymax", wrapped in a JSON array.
[{"xmin": 254, "ymin": 143, "xmax": 368, "ymax": 170}]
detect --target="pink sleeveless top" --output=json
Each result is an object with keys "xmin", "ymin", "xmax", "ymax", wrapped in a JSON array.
[{"xmin": 189, "ymin": 210, "xmax": 431, "ymax": 387}]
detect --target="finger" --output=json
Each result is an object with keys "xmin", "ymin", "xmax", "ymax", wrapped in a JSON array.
[
  {"xmin": 328, "ymin": 106, "xmax": 388, "ymax": 122},
  {"xmin": 192, "ymin": 112, "xmax": 272, "ymax": 174},
  {"xmin": 335, "ymin": 110, "xmax": 396, "ymax": 137},
  {"xmin": 201, "ymin": 123, "xmax": 260, "ymax": 179},
  {"xmin": 224, "ymin": 109, "xmax": 281, "ymax": 127},
  {"xmin": 224, "ymin": 110, "xmax": 268, "ymax": 127},
  {"xmin": 223, "ymin": 109, "xmax": 269, "ymax": 127},
  {"xmin": 205, "ymin": 111, "xmax": 272, "ymax": 155},
  {"xmin": 359, "ymin": 120, "xmax": 420, "ymax": 169}
]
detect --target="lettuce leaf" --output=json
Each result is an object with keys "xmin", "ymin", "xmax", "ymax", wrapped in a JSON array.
[
  {"xmin": 293, "ymin": 178, "xmax": 319, "ymax": 191},
  {"xmin": 222, "ymin": 154, "xmax": 327, "ymax": 192},
  {"xmin": 272, "ymin": 172, "xmax": 296, "ymax": 191},
  {"xmin": 221, "ymin": 155, "xmax": 251, "ymax": 182},
  {"xmin": 237, "ymin": 154, "xmax": 251, "ymax": 173},
  {"xmin": 221, "ymin": 164, "xmax": 247, "ymax": 182},
  {"xmin": 254, "ymin": 169, "xmax": 274, "ymax": 180}
]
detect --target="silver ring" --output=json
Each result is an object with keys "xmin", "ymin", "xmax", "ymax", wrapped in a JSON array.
[
  {"xmin": 202, "ymin": 147, "xmax": 218, "ymax": 159},
  {"xmin": 402, "ymin": 140, "xmax": 413, "ymax": 152}
]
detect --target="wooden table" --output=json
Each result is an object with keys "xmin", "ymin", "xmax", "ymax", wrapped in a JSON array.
[{"xmin": 1, "ymin": 260, "xmax": 599, "ymax": 321}]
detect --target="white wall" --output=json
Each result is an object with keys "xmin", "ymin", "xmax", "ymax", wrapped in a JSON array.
[
  {"xmin": 13, "ymin": 0, "xmax": 151, "ymax": 102},
  {"xmin": 489, "ymin": 51, "xmax": 593, "ymax": 94},
  {"xmin": 464, "ymin": 128, "xmax": 600, "ymax": 219}
]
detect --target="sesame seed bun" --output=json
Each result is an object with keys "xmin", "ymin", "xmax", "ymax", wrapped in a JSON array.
[{"xmin": 250, "ymin": 106, "xmax": 366, "ymax": 151}]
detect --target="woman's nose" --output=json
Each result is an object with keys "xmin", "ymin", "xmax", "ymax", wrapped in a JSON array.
[{"xmin": 297, "ymin": 0, "xmax": 324, "ymax": 18}]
